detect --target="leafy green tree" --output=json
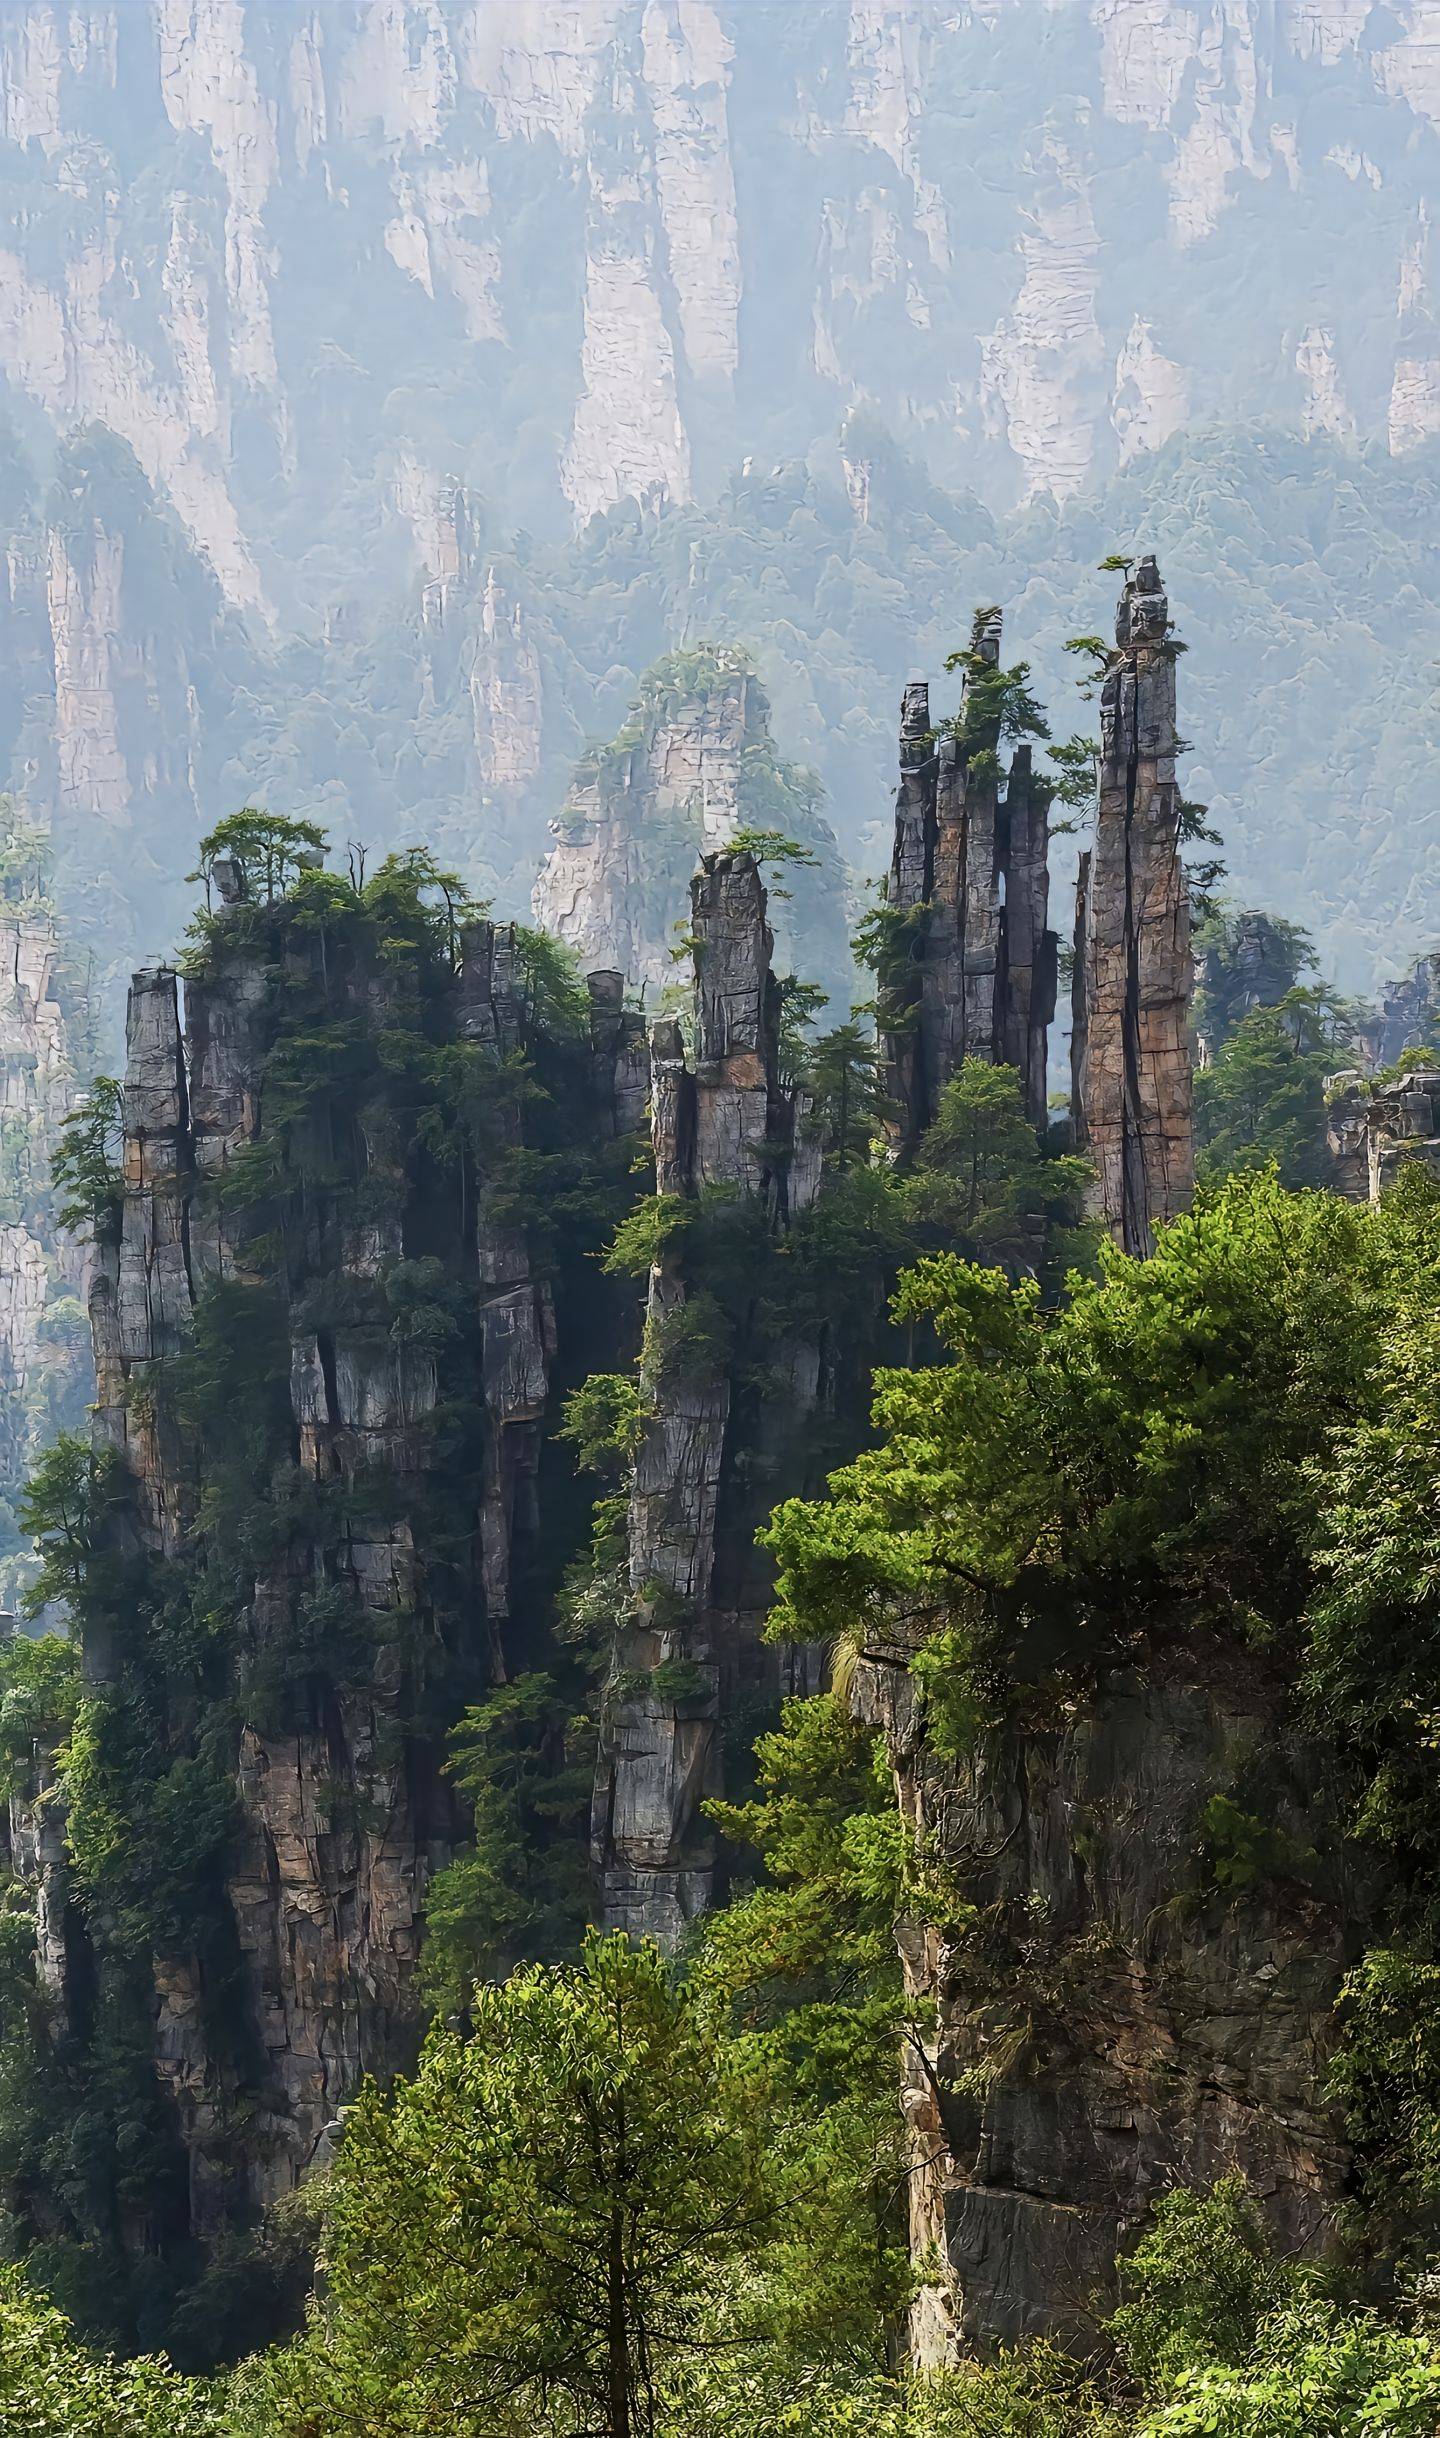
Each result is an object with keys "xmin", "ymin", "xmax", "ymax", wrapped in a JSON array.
[
  {"xmin": 0, "ymin": 2271, "xmax": 219, "ymax": 2437},
  {"xmin": 764, "ymin": 1171, "xmax": 1420, "ymax": 1726},
  {"xmin": 806, "ymin": 1017, "xmax": 892, "ymax": 1169},
  {"xmin": 19, "ymin": 1431, "xmax": 120, "ymax": 1618},
  {"xmin": 241, "ymin": 1933, "xmax": 791, "ymax": 2438},
  {"xmin": 1113, "ymin": 2182, "xmax": 1440, "ymax": 2438},
  {"xmin": 1305, "ymin": 1270, "xmax": 1440, "ymax": 2244},
  {"xmin": 1045, "ymin": 734, "xmax": 1096, "ymax": 828},
  {"xmin": 0, "ymin": 1632, "xmax": 79, "ymax": 1796},
  {"xmin": 902, "ymin": 1060, "xmax": 1090, "ymax": 1268},
  {"xmin": 776, "ymin": 974, "xmax": 829, "ymax": 1087},
  {"xmin": 1136, "ymin": 2300, "xmax": 1440, "ymax": 2437},
  {"xmin": 942, "ymin": 621, "xmax": 1051, "ymax": 760},
  {"xmin": 728, "ymin": 829, "xmax": 820, "ymax": 891}
]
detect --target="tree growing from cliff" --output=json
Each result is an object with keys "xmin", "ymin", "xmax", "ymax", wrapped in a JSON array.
[
  {"xmin": 188, "ymin": 809, "xmax": 328, "ymax": 908},
  {"xmin": 52, "ymin": 1075, "xmax": 124, "ymax": 1239}
]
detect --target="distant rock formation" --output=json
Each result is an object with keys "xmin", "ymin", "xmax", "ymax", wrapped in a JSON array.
[
  {"xmin": 1193, "ymin": 908, "xmax": 1306, "ymax": 1067},
  {"xmin": 1071, "ymin": 556, "xmax": 1194, "ymax": 1255},
  {"xmin": 0, "ymin": 808, "xmax": 93, "ymax": 1596},
  {"xmin": 533, "ymin": 645, "xmax": 851, "ymax": 1006},
  {"xmin": 1363, "ymin": 947, "xmax": 1440, "ymax": 1070}
]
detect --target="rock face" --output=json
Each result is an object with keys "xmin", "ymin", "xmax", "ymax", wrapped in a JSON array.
[
  {"xmin": 1353, "ymin": 1066, "xmax": 1440, "ymax": 1202},
  {"xmin": 882, "ymin": 613, "xmax": 1058, "ymax": 1147},
  {"xmin": 533, "ymin": 645, "xmax": 851, "ymax": 1005},
  {"xmin": 0, "ymin": 0, "xmax": 1438, "ymax": 1049},
  {"xmin": 592, "ymin": 848, "xmax": 821, "ymax": 1942},
  {"xmin": 0, "ymin": 816, "xmax": 92, "ymax": 1595},
  {"xmin": 75, "ymin": 905, "xmax": 644, "ymax": 2221},
  {"xmin": 1072, "ymin": 558, "xmax": 1195, "ymax": 1255},
  {"xmin": 855, "ymin": 1648, "xmax": 1377, "ymax": 2359},
  {"xmin": 0, "ymin": 2, "xmax": 1434, "ymax": 588}
]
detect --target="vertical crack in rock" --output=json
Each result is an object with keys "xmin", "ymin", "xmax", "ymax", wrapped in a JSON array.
[{"xmin": 1072, "ymin": 555, "xmax": 1194, "ymax": 1255}]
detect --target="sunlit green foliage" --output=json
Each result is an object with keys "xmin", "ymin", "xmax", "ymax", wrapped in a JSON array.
[
  {"xmin": 0, "ymin": 2271, "xmax": 220, "ymax": 2438},
  {"xmin": 233, "ymin": 1933, "xmax": 858, "ymax": 2437}
]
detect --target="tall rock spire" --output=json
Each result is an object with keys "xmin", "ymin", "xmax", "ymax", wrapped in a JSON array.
[
  {"xmin": 592, "ymin": 849, "xmax": 820, "ymax": 1943},
  {"xmin": 1071, "ymin": 554, "xmax": 1194, "ymax": 1255},
  {"xmin": 882, "ymin": 609, "xmax": 1057, "ymax": 1145}
]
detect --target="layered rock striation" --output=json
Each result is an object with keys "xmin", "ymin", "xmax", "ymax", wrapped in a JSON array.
[
  {"xmin": 69, "ymin": 884, "xmax": 648, "ymax": 2229},
  {"xmin": 1072, "ymin": 558, "xmax": 1194, "ymax": 1255}
]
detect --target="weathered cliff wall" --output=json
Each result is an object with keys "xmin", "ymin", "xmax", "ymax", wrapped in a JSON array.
[
  {"xmin": 0, "ymin": 2, "xmax": 1435, "ymax": 594},
  {"xmin": 67, "ymin": 889, "xmax": 648, "ymax": 2228},
  {"xmin": 0, "ymin": 816, "xmax": 93, "ymax": 1599},
  {"xmin": 1072, "ymin": 557, "xmax": 1194, "ymax": 1255},
  {"xmin": 855, "ymin": 1646, "xmax": 1377, "ymax": 2359},
  {"xmin": 1363, "ymin": 948, "xmax": 1440, "ymax": 1070}
]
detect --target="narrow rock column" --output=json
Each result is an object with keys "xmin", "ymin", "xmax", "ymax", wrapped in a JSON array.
[
  {"xmin": 927, "ymin": 611, "xmax": 1005, "ymax": 1095},
  {"xmin": 460, "ymin": 921, "xmax": 557, "ymax": 1657},
  {"xmin": 1072, "ymin": 555, "xmax": 1194, "ymax": 1254},
  {"xmin": 883, "ymin": 678, "xmax": 937, "ymax": 1145},
  {"xmin": 586, "ymin": 968, "xmax": 649, "ymax": 1139},
  {"xmin": 593, "ymin": 850, "xmax": 818, "ymax": 1942},
  {"xmin": 883, "ymin": 613, "xmax": 1057, "ymax": 1148}
]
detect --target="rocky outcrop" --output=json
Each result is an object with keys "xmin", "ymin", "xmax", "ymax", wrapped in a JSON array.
[
  {"xmin": 535, "ymin": 648, "xmax": 755, "ymax": 996},
  {"xmin": 1072, "ymin": 558, "xmax": 1194, "ymax": 1256},
  {"xmin": 1363, "ymin": 947, "xmax": 1440, "ymax": 1069},
  {"xmin": 1389, "ymin": 202, "xmax": 1440, "ymax": 456},
  {"xmin": 533, "ymin": 645, "xmax": 850, "ymax": 1005},
  {"xmin": 883, "ymin": 613, "xmax": 1057, "ymax": 1146},
  {"xmin": 592, "ymin": 848, "xmax": 820, "ymax": 1942},
  {"xmin": 79, "ymin": 905, "xmax": 599, "ymax": 2214},
  {"xmin": 1335, "ymin": 1065, "xmax": 1440, "ymax": 1203},
  {"xmin": 856, "ymin": 1647, "xmax": 1377, "ymax": 2359}
]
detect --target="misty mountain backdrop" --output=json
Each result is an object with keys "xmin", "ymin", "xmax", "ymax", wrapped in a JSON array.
[{"xmin": 0, "ymin": 0, "xmax": 1437, "ymax": 1013}]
